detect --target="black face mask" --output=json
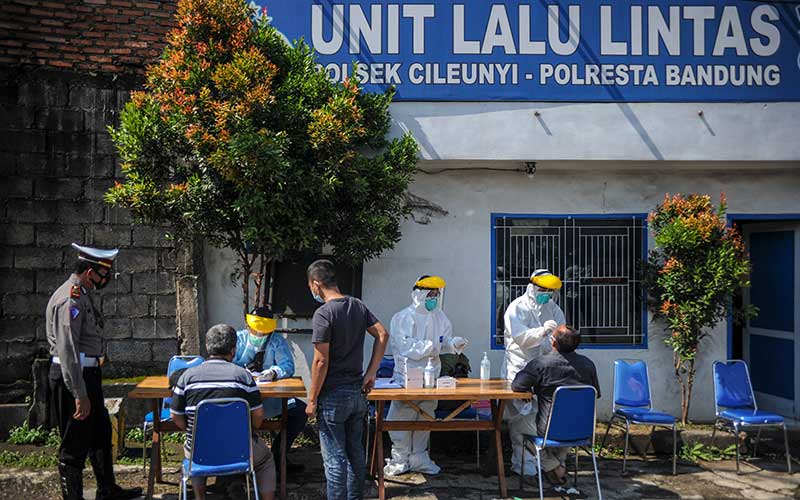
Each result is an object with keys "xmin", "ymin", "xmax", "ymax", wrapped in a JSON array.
[{"xmin": 90, "ymin": 268, "xmax": 112, "ymax": 290}]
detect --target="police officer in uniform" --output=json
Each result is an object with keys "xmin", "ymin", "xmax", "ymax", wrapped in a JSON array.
[{"xmin": 47, "ymin": 243, "xmax": 142, "ymax": 500}]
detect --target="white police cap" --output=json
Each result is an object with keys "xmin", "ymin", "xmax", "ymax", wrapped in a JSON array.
[{"xmin": 72, "ymin": 243, "xmax": 118, "ymax": 268}]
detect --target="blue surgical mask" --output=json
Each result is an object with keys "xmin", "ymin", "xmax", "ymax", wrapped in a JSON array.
[
  {"xmin": 535, "ymin": 292, "xmax": 552, "ymax": 305},
  {"xmin": 311, "ymin": 285, "xmax": 324, "ymax": 303},
  {"xmin": 249, "ymin": 334, "xmax": 269, "ymax": 349},
  {"xmin": 425, "ymin": 297, "xmax": 438, "ymax": 311}
]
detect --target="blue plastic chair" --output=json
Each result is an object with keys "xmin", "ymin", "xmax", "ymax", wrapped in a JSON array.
[
  {"xmin": 599, "ymin": 359, "xmax": 678, "ymax": 475},
  {"xmin": 142, "ymin": 355, "xmax": 204, "ymax": 475},
  {"xmin": 521, "ymin": 385, "xmax": 602, "ymax": 500},
  {"xmin": 711, "ymin": 360, "xmax": 792, "ymax": 475},
  {"xmin": 178, "ymin": 398, "xmax": 259, "ymax": 500},
  {"xmin": 376, "ymin": 357, "xmax": 395, "ymax": 379}
]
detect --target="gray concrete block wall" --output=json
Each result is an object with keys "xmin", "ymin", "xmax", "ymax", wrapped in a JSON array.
[{"xmin": 0, "ymin": 67, "xmax": 178, "ymax": 387}]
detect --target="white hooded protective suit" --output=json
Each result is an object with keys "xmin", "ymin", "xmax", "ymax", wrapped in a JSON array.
[
  {"xmin": 384, "ymin": 288, "xmax": 467, "ymax": 476},
  {"xmin": 501, "ymin": 283, "xmax": 565, "ymax": 477}
]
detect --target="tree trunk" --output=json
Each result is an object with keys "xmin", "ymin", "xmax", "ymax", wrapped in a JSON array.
[
  {"xmin": 252, "ymin": 256, "xmax": 263, "ymax": 310},
  {"xmin": 241, "ymin": 260, "xmax": 252, "ymax": 318},
  {"xmin": 684, "ymin": 358, "xmax": 696, "ymax": 425},
  {"xmin": 259, "ymin": 256, "xmax": 270, "ymax": 308},
  {"xmin": 674, "ymin": 352, "xmax": 689, "ymax": 425},
  {"xmin": 674, "ymin": 357, "xmax": 697, "ymax": 425}
]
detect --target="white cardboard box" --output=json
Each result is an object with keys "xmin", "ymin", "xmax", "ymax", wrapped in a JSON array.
[
  {"xmin": 404, "ymin": 366, "xmax": 423, "ymax": 389},
  {"xmin": 436, "ymin": 376, "xmax": 457, "ymax": 389}
]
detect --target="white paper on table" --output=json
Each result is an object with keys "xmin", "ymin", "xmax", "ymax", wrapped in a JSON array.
[
  {"xmin": 249, "ymin": 370, "xmax": 275, "ymax": 384},
  {"xmin": 374, "ymin": 378, "xmax": 402, "ymax": 389}
]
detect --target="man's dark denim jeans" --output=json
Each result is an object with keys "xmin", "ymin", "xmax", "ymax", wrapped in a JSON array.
[{"xmin": 317, "ymin": 382, "xmax": 368, "ymax": 500}]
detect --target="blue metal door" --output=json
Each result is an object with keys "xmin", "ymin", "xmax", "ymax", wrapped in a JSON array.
[{"xmin": 743, "ymin": 224, "xmax": 799, "ymax": 418}]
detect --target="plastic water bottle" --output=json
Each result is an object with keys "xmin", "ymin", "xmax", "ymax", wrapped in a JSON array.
[
  {"xmin": 480, "ymin": 352, "xmax": 491, "ymax": 381},
  {"xmin": 424, "ymin": 357, "xmax": 436, "ymax": 388}
]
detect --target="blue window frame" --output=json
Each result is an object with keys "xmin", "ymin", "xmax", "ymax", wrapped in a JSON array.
[{"xmin": 491, "ymin": 214, "xmax": 648, "ymax": 349}]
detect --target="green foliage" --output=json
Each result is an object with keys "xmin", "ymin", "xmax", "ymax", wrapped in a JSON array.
[
  {"xmin": 126, "ymin": 427, "xmax": 183, "ymax": 445},
  {"xmin": 45, "ymin": 430, "xmax": 61, "ymax": 448},
  {"xmin": 0, "ymin": 450, "xmax": 59, "ymax": 468},
  {"xmin": 126, "ymin": 428, "xmax": 183, "ymax": 445},
  {"xmin": 646, "ymin": 194, "xmax": 756, "ymax": 423},
  {"xmin": 117, "ymin": 455, "xmax": 146, "ymax": 466},
  {"xmin": 593, "ymin": 443, "xmax": 624, "ymax": 459},
  {"xmin": 292, "ymin": 431, "xmax": 317, "ymax": 448},
  {"xmin": 107, "ymin": 0, "xmax": 418, "ymax": 313},
  {"xmin": 104, "ymin": 375, "xmax": 148, "ymax": 385},
  {"xmin": 164, "ymin": 432, "xmax": 185, "ymax": 444},
  {"xmin": 7, "ymin": 422, "xmax": 60, "ymax": 447},
  {"xmin": 126, "ymin": 427, "xmax": 145, "ymax": 443},
  {"xmin": 679, "ymin": 441, "xmax": 737, "ymax": 462}
]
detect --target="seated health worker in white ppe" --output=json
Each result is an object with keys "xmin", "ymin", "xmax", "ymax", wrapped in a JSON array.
[
  {"xmin": 501, "ymin": 269, "xmax": 565, "ymax": 479},
  {"xmin": 384, "ymin": 275, "xmax": 468, "ymax": 476}
]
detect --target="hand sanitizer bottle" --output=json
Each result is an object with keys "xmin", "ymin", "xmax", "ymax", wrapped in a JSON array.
[
  {"xmin": 480, "ymin": 352, "xmax": 491, "ymax": 381},
  {"xmin": 424, "ymin": 357, "xmax": 436, "ymax": 388}
]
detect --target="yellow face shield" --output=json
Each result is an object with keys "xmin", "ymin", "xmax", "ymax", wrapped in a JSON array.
[
  {"xmin": 415, "ymin": 275, "xmax": 446, "ymax": 289},
  {"xmin": 246, "ymin": 314, "xmax": 277, "ymax": 334},
  {"xmin": 531, "ymin": 273, "xmax": 562, "ymax": 290}
]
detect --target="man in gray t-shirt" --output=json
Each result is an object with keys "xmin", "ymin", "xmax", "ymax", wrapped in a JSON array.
[
  {"xmin": 311, "ymin": 296, "xmax": 378, "ymax": 393},
  {"xmin": 306, "ymin": 260, "xmax": 389, "ymax": 500}
]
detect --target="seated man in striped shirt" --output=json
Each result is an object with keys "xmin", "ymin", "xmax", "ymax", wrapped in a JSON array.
[{"xmin": 170, "ymin": 324, "xmax": 276, "ymax": 500}]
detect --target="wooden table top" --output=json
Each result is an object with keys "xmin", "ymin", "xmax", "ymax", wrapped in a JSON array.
[
  {"xmin": 367, "ymin": 379, "xmax": 530, "ymax": 401},
  {"xmin": 128, "ymin": 376, "xmax": 527, "ymax": 401},
  {"xmin": 127, "ymin": 376, "xmax": 307, "ymax": 399}
]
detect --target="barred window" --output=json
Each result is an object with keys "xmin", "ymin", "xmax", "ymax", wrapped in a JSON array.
[{"xmin": 492, "ymin": 215, "xmax": 647, "ymax": 348}]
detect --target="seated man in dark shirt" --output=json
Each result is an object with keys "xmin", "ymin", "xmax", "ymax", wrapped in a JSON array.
[
  {"xmin": 170, "ymin": 324, "xmax": 276, "ymax": 500},
  {"xmin": 511, "ymin": 325, "xmax": 600, "ymax": 485}
]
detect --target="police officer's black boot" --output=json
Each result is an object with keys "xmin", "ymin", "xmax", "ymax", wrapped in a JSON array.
[
  {"xmin": 89, "ymin": 449, "xmax": 142, "ymax": 500},
  {"xmin": 58, "ymin": 462, "xmax": 85, "ymax": 500}
]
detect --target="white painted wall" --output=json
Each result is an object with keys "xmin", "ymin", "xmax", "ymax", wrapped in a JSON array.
[
  {"xmin": 204, "ymin": 163, "xmax": 800, "ymax": 422},
  {"xmin": 389, "ymin": 102, "xmax": 800, "ymax": 162}
]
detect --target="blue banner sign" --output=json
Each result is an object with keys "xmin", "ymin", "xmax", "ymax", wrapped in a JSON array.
[{"xmin": 261, "ymin": 1, "xmax": 800, "ymax": 101}]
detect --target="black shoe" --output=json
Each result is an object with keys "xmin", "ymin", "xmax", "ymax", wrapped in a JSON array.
[
  {"xmin": 88, "ymin": 449, "xmax": 120, "ymax": 497},
  {"xmin": 95, "ymin": 484, "xmax": 143, "ymax": 500},
  {"xmin": 58, "ymin": 462, "xmax": 85, "ymax": 500},
  {"xmin": 89, "ymin": 448, "xmax": 142, "ymax": 499}
]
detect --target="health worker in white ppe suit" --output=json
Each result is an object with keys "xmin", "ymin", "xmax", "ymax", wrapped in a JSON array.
[
  {"xmin": 502, "ymin": 269, "xmax": 565, "ymax": 479},
  {"xmin": 384, "ymin": 275, "xmax": 468, "ymax": 476}
]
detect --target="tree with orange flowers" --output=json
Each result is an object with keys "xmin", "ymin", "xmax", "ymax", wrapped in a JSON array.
[
  {"xmin": 647, "ymin": 194, "xmax": 755, "ymax": 424},
  {"xmin": 106, "ymin": 0, "xmax": 417, "ymax": 315}
]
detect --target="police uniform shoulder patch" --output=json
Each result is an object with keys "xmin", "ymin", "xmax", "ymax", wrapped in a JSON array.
[{"xmin": 70, "ymin": 284, "xmax": 81, "ymax": 299}]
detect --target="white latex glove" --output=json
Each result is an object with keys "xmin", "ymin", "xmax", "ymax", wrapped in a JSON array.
[
  {"xmin": 543, "ymin": 320, "xmax": 558, "ymax": 335},
  {"xmin": 452, "ymin": 336, "xmax": 468, "ymax": 353},
  {"xmin": 258, "ymin": 369, "xmax": 276, "ymax": 382}
]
